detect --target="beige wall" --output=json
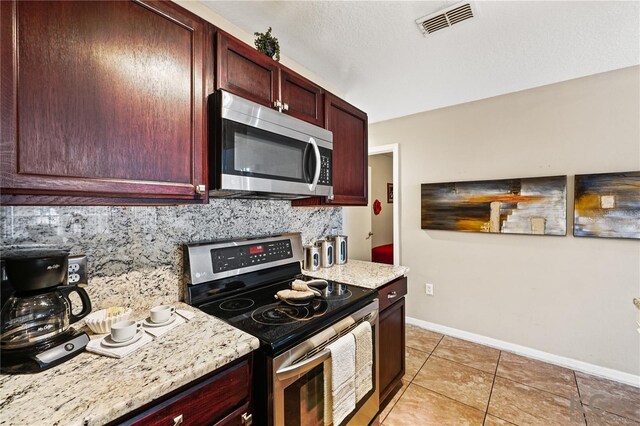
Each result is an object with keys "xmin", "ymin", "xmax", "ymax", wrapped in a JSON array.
[
  {"xmin": 370, "ymin": 155, "xmax": 394, "ymax": 249},
  {"xmin": 369, "ymin": 66, "xmax": 640, "ymax": 375}
]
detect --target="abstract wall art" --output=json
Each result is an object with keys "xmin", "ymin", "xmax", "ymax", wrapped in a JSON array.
[
  {"xmin": 421, "ymin": 175, "xmax": 567, "ymax": 236},
  {"xmin": 573, "ymin": 171, "xmax": 640, "ymax": 239}
]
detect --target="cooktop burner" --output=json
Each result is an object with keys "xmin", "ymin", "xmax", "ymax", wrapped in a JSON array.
[
  {"xmin": 219, "ymin": 298, "xmax": 255, "ymax": 311},
  {"xmin": 198, "ymin": 276, "xmax": 375, "ymax": 354}
]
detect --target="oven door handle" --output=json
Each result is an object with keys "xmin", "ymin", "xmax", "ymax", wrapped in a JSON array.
[
  {"xmin": 275, "ymin": 348, "xmax": 331, "ymax": 381},
  {"xmin": 308, "ymin": 137, "xmax": 321, "ymax": 192}
]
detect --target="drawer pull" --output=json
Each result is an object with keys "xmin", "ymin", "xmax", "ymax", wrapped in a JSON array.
[
  {"xmin": 387, "ymin": 291, "xmax": 398, "ymax": 299},
  {"xmin": 242, "ymin": 413, "xmax": 253, "ymax": 426},
  {"xmin": 173, "ymin": 414, "xmax": 184, "ymax": 425}
]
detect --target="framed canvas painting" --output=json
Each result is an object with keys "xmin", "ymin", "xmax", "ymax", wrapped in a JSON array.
[
  {"xmin": 573, "ymin": 171, "xmax": 640, "ymax": 239},
  {"xmin": 421, "ymin": 175, "xmax": 567, "ymax": 236}
]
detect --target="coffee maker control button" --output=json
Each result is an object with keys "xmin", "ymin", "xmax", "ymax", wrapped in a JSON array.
[{"xmin": 64, "ymin": 343, "xmax": 75, "ymax": 352}]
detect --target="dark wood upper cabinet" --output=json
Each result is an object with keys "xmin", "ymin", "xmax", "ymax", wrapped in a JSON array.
[
  {"xmin": 280, "ymin": 69, "xmax": 324, "ymax": 127},
  {"xmin": 216, "ymin": 31, "xmax": 279, "ymax": 109},
  {"xmin": 0, "ymin": 0, "xmax": 211, "ymax": 204},
  {"xmin": 216, "ymin": 32, "xmax": 326, "ymax": 128},
  {"xmin": 292, "ymin": 93, "xmax": 368, "ymax": 206}
]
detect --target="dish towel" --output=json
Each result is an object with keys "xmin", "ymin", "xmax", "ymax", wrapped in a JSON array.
[
  {"xmin": 323, "ymin": 333, "xmax": 356, "ymax": 426},
  {"xmin": 86, "ymin": 332, "xmax": 153, "ymax": 359},
  {"xmin": 142, "ymin": 309, "xmax": 194, "ymax": 338},
  {"xmin": 353, "ymin": 321, "xmax": 373, "ymax": 402}
]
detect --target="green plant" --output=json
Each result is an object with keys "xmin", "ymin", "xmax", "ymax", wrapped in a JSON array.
[{"xmin": 254, "ymin": 27, "xmax": 280, "ymax": 62}]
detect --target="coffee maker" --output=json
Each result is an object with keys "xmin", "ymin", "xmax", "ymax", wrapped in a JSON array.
[{"xmin": 1, "ymin": 249, "xmax": 92, "ymax": 373}]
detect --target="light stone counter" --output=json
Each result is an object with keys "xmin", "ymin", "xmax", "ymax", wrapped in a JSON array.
[
  {"xmin": 303, "ymin": 259, "xmax": 409, "ymax": 289},
  {"xmin": 0, "ymin": 303, "xmax": 260, "ymax": 426}
]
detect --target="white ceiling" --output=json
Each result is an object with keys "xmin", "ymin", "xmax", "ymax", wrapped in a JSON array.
[{"xmin": 204, "ymin": 1, "xmax": 640, "ymax": 123}]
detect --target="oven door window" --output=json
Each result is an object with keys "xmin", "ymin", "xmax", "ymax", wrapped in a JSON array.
[
  {"xmin": 283, "ymin": 364, "xmax": 326, "ymax": 426},
  {"xmin": 222, "ymin": 119, "xmax": 316, "ymax": 184}
]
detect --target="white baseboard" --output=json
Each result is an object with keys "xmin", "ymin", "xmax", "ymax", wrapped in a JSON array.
[{"xmin": 406, "ymin": 316, "xmax": 640, "ymax": 388}]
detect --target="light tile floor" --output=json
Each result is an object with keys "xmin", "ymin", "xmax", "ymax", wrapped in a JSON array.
[{"xmin": 379, "ymin": 324, "xmax": 640, "ymax": 426}]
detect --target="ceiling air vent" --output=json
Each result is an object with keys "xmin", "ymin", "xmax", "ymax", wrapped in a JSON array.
[{"xmin": 416, "ymin": 2, "xmax": 477, "ymax": 36}]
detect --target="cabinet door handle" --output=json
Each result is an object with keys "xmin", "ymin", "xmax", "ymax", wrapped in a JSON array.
[
  {"xmin": 173, "ymin": 414, "xmax": 184, "ymax": 425},
  {"xmin": 387, "ymin": 291, "xmax": 398, "ymax": 299},
  {"xmin": 241, "ymin": 413, "xmax": 253, "ymax": 426},
  {"xmin": 283, "ymin": 102, "xmax": 289, "ymax": 112},
  {"xmin": 195, "ymin": 184, "xmax": 206, "ymax": 195},
  {"xmin": 274, "ymin": 99, "xmax": 283, "ymax": 112}
]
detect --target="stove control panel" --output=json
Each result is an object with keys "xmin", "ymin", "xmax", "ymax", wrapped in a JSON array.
[{"xmin": 211, "ymin": 239, "xmax": 293, "ymax": 273}]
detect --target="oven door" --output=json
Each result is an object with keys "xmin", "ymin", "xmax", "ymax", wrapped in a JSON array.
[
  {"xmin": 272, "ymin": 300, "xmax": 379, "ymax": 426},
  {"xmin": 217, "ymin": 91, "xmax": 333, "ymax": 197}
]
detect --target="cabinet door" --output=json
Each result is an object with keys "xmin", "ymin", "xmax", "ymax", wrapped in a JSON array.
[
  {"xmin": 216, "ymin": 31, "xmax": 279, "ymax": 109},
  {"xmin": 378, "ymin": 297, "xmax": 406, "ymax": 403},
  {"xmin": 326, "ymin": 94, "xmax": 368, "ymax": 205},
  {"xmin": 0, "ymin": 0, "xmax": 209, "ymax": 203},
  {"xmin": 280, "ymin": 68, "xmax": 324, "ymax": 127}
]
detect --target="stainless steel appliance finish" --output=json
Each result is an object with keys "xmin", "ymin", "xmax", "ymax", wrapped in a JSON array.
[
  {"xmin": 302, "ymin": 244, "xmax": 320, "ymax": 272},
  {"xmin": 211, "ymin": 90, "xmax": 334, "ymax": 199},
  {"xmin": 317, "ymin": 239, "xmax": 334, "ymax": 268},
  {"xmin": 273, "ymin": 300, "xmax": 379, "ymax": 426},
  {"xmin": 328, "ymin": 235, "xmax": 348, "ymax": 265},
  {"xmin": 184, "ymin": 233, "xmax": 304, "ymax": 286},
  {"xmin": 184, "ymin": 233, "xmax": 379, "ymax": 426}
]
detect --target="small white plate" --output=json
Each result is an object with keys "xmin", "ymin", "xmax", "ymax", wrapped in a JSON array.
[
  {"xmin": 101, "ymin": 330, "xmax": 143, "ymax": 348},
  {"xmin": 142, "ymin": 314, "xmax": 177, "ymax": 328}
]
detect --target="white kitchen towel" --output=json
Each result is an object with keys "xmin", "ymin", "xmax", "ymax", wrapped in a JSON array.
[
  {"xmin": 142, "ymin": 309, "xmax": 193, "ymax": 338},
  {"xmin": 86, "ymin": 332, "xmax": 153, "ymax": 359},
  {"xmin": 352, "ymin": 321, "xmax": 372, "ymax": 402},
  {"xmin": 324, "ymin": 333, "xmax": 356, "ymax": 426}
]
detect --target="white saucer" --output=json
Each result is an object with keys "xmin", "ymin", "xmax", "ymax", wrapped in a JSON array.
[
  {"xmin": 142, "ymin": 314, "xmax": 177, "ymax": 328},
  {"xmin": 101, "ymin": 330, "xmax": 143, "ymax": 348}
]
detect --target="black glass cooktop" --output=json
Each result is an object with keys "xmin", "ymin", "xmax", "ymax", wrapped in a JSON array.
[{"xmin": 199, "ymin": 277, "xmax": 376, "ymax": 354}]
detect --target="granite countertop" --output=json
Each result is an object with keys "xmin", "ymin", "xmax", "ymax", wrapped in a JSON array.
[
  {"xmin": 303, "ymin": 259, "xmax": 409, "ymax": 289},
  {"xmin": 0, "ymin": 303, "xmax": 260, "ymax": 426}
]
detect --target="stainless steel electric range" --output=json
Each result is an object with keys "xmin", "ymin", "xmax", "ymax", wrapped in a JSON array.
[{"xmin": 184, "ymin": 233, "xmax": 379, "ymax": 426}]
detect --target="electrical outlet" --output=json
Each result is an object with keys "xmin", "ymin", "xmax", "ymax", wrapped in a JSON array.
[
  {"xmin": 425, "ymin": 283, "xmax": 434, "ymax": 296},
  {"xmin": 68, "ymin": 255, "xmax": 88, "ymax": 285}
]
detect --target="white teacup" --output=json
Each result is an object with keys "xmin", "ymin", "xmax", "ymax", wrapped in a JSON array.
[
  {"xmin": 150, "ymin": 305, "xmax": 176, "ymax": 324},
  {"xmin": 110, "ymin": 320, "xmax": 141, "ymax": 342}
]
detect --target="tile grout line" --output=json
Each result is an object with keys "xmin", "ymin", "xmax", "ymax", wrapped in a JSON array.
[
  {"xmin": 483, "ymin": 351, "xmax": 502, "ymax": 425},
  {"xmin": 574, "ymin": 370, "xmax": 588, "ymax": 426},
  {"xmin": 429, "ymin": 353, "xmax": 499, "ymax": 375},
  {"xmin": 410, "ymin": 380, "xmax": 488, "ymax": 415}
]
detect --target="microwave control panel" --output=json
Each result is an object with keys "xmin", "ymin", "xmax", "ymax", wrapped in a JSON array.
[
  {"xmin": 319, "ymin": 155, "xmax": 331, "ymax": 186},
  {"xmin": 211, "ymin": 239, "xmax": 293, "ymax": 273}
]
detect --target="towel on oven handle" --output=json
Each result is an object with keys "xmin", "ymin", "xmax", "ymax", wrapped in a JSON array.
[
  {"xmin": 353, "ymin": 321, "xmax": 373, "ymax": 402},
  {"xmin": 324, "ymin": 333, "xmax": 356, "ymax": 426}
]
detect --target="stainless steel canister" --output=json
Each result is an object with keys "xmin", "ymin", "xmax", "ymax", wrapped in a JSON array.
[
  {"xmin": 327, "ymin": 235, "xmax": 348, "ymax": 265},
  {"xmin": 315, "ymin": 239, "xmax": 334, "ymax": 268},
  {"xmin": 302, "ymin": 245, "xmax": 320, "ymax": 272}
]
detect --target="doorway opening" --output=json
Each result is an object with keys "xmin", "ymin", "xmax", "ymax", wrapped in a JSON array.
[{"xmin": 343, "ymin": 144, "xmax": 400, "ymax": 266}]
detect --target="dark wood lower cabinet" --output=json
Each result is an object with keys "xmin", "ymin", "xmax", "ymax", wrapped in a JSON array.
[
  {"xmin": 114, "ymin": 355, "xmax": 252, "ymax": 426},
  {"xmin": 377, "ymin": 277, "xmax": 407, "ymax": 403}
]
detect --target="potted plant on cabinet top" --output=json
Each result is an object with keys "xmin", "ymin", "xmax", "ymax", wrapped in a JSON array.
[{"xmin": 254, "ymin": 27, "xmax": 280, "ymax": 61}]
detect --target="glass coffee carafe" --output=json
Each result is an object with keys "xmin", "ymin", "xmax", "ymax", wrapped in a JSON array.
[{"xmin": 1, "ymin": 249, "xmax": 92, "ymax": 351}]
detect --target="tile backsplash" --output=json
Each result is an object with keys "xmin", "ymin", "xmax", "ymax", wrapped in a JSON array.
[{"xmin": 0, "ymin": 200, "xmax": 341, "ymax": 308}]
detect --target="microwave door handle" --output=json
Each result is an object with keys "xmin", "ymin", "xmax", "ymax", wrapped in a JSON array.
[
  {"xmin": 308, "ymin": 137, "xmax": 321, "ymax": 191},
  {"xmin": 276, "ymin": 348, "xmax": 331, "ymax": 381}
]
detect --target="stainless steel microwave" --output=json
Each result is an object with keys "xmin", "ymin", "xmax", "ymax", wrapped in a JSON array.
[{"xmin": 210, "ymin": 90, "xmax": 333, "ymax": 199}]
